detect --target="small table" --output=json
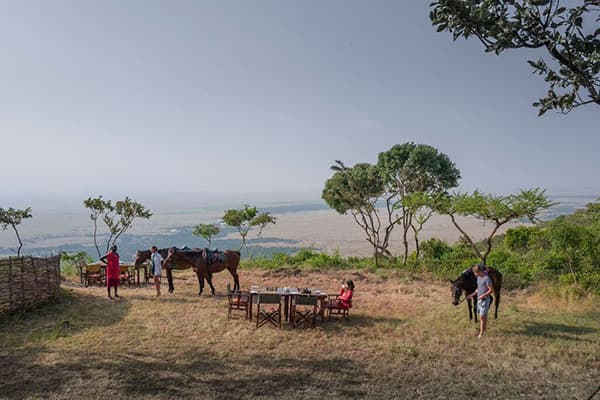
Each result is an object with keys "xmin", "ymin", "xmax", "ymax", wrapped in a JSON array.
[{"xmin": 247, "ymin": 289, "xmax": 328, "ymax": 323}]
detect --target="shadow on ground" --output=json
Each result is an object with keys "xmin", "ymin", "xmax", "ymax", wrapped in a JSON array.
[
  {"xmin": 516, "ymin": 321, "xmax": 597, "ymax": 341},
  {"xmin": 0, "ymin": 349, "xmax": 368, "ymax": 400}
]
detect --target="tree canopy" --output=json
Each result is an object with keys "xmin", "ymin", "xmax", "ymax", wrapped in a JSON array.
[
  {"xmin": 192, "ymin": 223, "xmax": 221, "ymax": 248},
  {"xmin": 430, "ymin": 0, "xmax": 600, "ymax": 115},
  {"xmin": 0, "ymin": 207, "xmax": 32, "ymax": 256},
  {"xmin": 322, "ymin": 161, "xmax": 388, "ymax": 263},
  {"xmin": 323, "ymin": 143, "xmax": 460, "ymax": 265},
  {"xmin": 377, "ymin": 143, "xmax": 461, "ymax": 265},
  {"xmin": 434, "ymin": 188, "xmax": 554, "ymax": 263},
  {"xmin": 84, "ymin": 196, "xmax": 152, "ymax": 258},
  {"xmin": 222, "ymin": 205, "xmax": 277, "ymax": 251}
]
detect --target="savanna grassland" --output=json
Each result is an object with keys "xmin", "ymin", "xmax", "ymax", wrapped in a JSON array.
[{"xmin": 0, "ymin": 268, "xmax": 598, "ymax": 400}]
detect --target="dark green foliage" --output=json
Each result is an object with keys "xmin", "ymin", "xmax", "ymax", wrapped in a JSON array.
[
  {"xmin": 243, "ymin": 199, "xmax": 600, "ymax": 295},
  {"xmin": 504, "ymin": 226, "xmax": 542, "ymax": 252},
  {"xmin": 430, "ymin": 0, "xmax": 600, "ymax": 115},
  {"xmin": 60, "ymin": 251, "xmax": 92, "ymax": 277},
  {"xmin": 421, "ymin": 238, "xmax": 453, "ymax": 260}
]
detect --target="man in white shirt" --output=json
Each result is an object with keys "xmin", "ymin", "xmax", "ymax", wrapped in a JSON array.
[{"xmin": 150, "ymin": 246, "xmax": 163, "ymax": 297}]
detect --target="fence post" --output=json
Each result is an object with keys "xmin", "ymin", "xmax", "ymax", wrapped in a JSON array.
[
  {"xmin": 20, "ymin": 256, "xmax": 25, "ymax": 308},
  {"xmin": 8, "ymin": 257, "xmax": 13, "ymax": 311},
  {"xmin": 45, "ymin": 256, "xmax": 50, "ymax": 299},
  {"xmin": 32, "ymin": 256, "xmax": 39, "ymax": 306}
]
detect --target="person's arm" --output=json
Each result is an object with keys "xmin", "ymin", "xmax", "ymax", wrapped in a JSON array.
[
  {"xmin": 467, "ymin": 289, "xmax": 477, "ymax": 300},
  {"xmin": 99, "ymin": 254, "xmax": 107, "ymax": 264}
]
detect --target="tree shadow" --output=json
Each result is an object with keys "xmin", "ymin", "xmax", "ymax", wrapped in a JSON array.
[
  {"xmin": 516, "ymin": 321, "xmax": 597, "ymax": 342},
  {"xmin": 0, "ymin": 349, "xmax": 369, "ymax": 399}
]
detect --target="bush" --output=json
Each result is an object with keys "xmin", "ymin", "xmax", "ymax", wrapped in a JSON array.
[{"xmin": 421, "ymin": 238, "xmax": 452, "ymax": 260}]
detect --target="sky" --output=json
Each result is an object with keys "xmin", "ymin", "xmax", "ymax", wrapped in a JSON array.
[{"xmin": 1, "ymin": 0, "xmax": 599, "ymax": 210}]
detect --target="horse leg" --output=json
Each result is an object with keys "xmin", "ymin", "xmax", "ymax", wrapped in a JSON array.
[
  {"xmin": 167, "ymin": 268, "xmax": 174, "ymax": 293},
  {"xmin": 227, "ymin": 267, "xmax": 240, "ymax": 292},
  {"xmin": 196, "ymin": 271, "xmax": 204, "ymax": 296},
  {"xmin": 467, "ymin": 298, "xmax": 473, "ymax": 321},
  {"xmin": 494, "ymin": 289, "xmax": 501, "ymax": 320},
  {"xmin": 206, "ymin": 272, "xmax": 216, "ymax": 296}
]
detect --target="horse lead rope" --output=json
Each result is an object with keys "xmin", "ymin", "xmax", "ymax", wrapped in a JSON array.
[{"xmin": 587, "ymin": 384, "xmax": 600, "ymax": 400}]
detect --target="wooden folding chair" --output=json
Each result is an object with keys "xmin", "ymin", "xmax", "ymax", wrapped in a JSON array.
[
  {"xmin": 256, "ymin": 294, "xmax": 282, "ymax": 329},
  {"xmin": 292, "ymin": 294, "xmax": 318, "ymax": 328},
  {"xmin": 84, "ymin": 264, "xmax": 103, "ymax": 287},
  {"xmin": 227, "ymin": 284, "xmax": 250, "ymax": 319},
  {"xmin": 325, "ymin": 295, "xmax": 352, "ymax": 320},
  {"xmin": 119, "ymin": 265, "xmax": 134, "ymax": 286}
]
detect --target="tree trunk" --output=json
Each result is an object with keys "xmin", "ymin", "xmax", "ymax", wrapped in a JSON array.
[
  {"xmin": 568, "ymin": 254, "xmax": 578, "ymax": 284},
  {"xmin": 11, "ymin": 224, "xmax": 23, "ymax": 257},
  {"xmin": 93, "ymin": 218, "xmax": 101, "ymax": 258}
]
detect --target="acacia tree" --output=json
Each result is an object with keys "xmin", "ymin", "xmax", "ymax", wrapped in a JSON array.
[
  {"xmin": 0, "ymin": 207, "xmax": 32, "ymax": 256},
  {"xmin": 222, "ymin": 205, "xmax": 276, "ymax": 251},
  {"xmin": 322, "ymin": 161, "xmax": 388, "ymax": 265},
  {"xmin": 377, "ymin": 143, "xmax": 461, "ymax": 266},
  {"xmin": 403, "ymin": 192, "xmax": 439, "ymax": 261},
  {"xmin": 84, "ymin": 196, "xmax": 152, "ymax": 258},
  {"xmin": 434, "ymin": 188, "xmax": 554, "ymax": 264},
  {"xmin": 83, "ymin": 196, "xmax": 110, "ymax": 258},
  {"xmin": 192, "ymin": 223, "xmax": 221, "ymax": 248},
  {"xmin": 430, "ymin": 0, "xmax": 600, "ymax": 115}
]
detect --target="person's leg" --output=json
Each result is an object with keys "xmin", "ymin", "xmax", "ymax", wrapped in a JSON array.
[
  {"xmin": 479, "ymin": 315, "xmax": 488, "ymax": 337},
  {"xmin": 107, "ymin": 285, "xmax": 113, "ymax": 299},
  {"xmin": 114, "ymin": 285, "xmax": 119, "ymax": 298},
  {"xmin": 154, "ymin": 276, "xmax": 161, "ymax": 297},
  {"xmin": 478, "ymin": 298, "xmax": 490, "ymax": 338}
]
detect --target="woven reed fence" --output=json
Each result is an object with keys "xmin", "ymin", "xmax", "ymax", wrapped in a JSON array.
[{"xmin": 0, "ymin": 254, "xmax": 61, "ymax": 314}]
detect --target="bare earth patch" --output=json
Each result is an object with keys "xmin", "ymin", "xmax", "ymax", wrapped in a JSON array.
[{"xmin": 0, "ymin": 269, "xmax": 598, "ymax": 400}]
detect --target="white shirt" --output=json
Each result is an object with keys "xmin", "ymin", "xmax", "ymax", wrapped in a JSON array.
[{"xmin": 151, "ymin": 252, "xmax": 163, "ymax": 276}]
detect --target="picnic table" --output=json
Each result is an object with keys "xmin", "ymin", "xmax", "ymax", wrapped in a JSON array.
[{"xmin": 247, "ymin": 287, "xmax": 328, "ymax": 323}]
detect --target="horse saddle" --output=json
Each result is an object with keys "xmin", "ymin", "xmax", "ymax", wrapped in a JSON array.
[{"xmin": 203, "ymin": 248, "xmax": 226, "ymax": 265}]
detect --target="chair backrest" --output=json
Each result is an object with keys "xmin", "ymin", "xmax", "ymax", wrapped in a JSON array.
[
  {"xmin": 295, "ymin": 295, "xmax": 318, "ymax": 306},
  {"xmin": 257, "ymin": 293, "xmax": 281, "ymax": 305},
  {"xmin": 86, "ymin": 264, "xmax": 102, "ymax": 274}
]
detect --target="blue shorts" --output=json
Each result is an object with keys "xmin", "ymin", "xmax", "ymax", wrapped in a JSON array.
[{"xmin": 477, "ymin": 297, "xmax": 491, "ymax": 316}]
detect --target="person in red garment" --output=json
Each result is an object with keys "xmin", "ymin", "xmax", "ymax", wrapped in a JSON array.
[
  {"xmin": 100, "ymin": 245, "xmax": 120, "ymax": 300},
  {"xmin": 327, "ymin": 280, "xmax": 354, "ymax": 309}
]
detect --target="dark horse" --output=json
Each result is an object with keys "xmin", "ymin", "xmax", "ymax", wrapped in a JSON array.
[
  {"xmin": 450, "ymin": 266, "xmax": 502, "ymax": 322},
  {"xmin": 161, "ymin": 247, "xmax": 241, "ymax": 296}
]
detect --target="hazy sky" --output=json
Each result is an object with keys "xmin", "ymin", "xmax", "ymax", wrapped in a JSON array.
[{"xmin": 1, "ymin": 1, "xmax": 598, "ymax": 209}]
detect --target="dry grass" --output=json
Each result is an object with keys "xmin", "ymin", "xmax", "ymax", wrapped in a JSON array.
[{"xmin": 0, "ymin": 268, "xmax": 598, "ymax": 400}]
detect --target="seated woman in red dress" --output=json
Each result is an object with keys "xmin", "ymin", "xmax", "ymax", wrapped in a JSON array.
[
  {"xmin": 328, "ymin": 280, "xmax": 354, "ymax": 309},
  {"xmin": 100, "ymin": 245, "xmax": 120, "ymax": 300}
]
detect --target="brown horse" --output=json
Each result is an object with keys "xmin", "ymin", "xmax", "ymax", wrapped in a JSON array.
[
  {"xmin": 134, "ymin": 248, "xmax": 200, "ymax": 293},
  {"xmin": 450, "ymin": 266, "xmax": 502, "ymax": 322},
  {"xmin": 162, "ymin": 247, "xmax": 241, "ymax": 296}
]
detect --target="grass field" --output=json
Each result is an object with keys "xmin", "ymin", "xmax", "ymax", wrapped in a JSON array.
[{"xmin": 1, "ymin": 268, "xmax": 599, "ymax": 400}]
